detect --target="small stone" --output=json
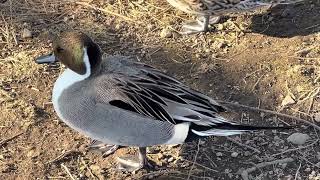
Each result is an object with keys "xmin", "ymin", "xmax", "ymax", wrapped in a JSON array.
[
  {"xmin": 168, "ymin": 157, "xmax": 174, "ymax": 162},
  {"xmin": 199, "ymin": 139, "xmax": 206, "ymax": 145},
  {"xmin": 147, "ymin": 24, "xmax": 154, "ymax": 31},
  {"xmin": 22, "ymin": 28, "xmax": 32, "ymax": 39},
  {"xmin": 216, "ymin": 42, "xmax": 225, "ymax": 49},
  {"xmin": 216, "ymin": 24, "xmax": 224, "ymax": 30},
  {"xmin": 244, "ymin": 151, "xmax": 251, "ymax": 156},
  {"xmin": 63, "ymin": 16, "xmax": 69, "ymax": 22},
  {"xmin": 27, "ymin": 149, "xmax": 35, "ymax": 157},
  {"xmin": 160, "ymin": 28, "xmax": 172, "ymax": 38},
  {"xmin": 314, "ymin": 113, "xmax": 320, "ymax": 122},
  {"xmin": 181, "ymin": 162, "xmax": 190, "ymax": 167},
  {"xmin": 281, "ymin": 163, "xmax": 288, "ymax": 169},
  {"xmin": 287, "ymin": 133, "xmax": 310, "ymax": 145},
  {"xmin": 115, "ymin": 23, "xmax": 123, "ymax": 30},
  {"xmin": 158, "ymin": 153, "xmax": 164, "ymax": 160},
  {"xmin": 216, "ymin": 152, "xmax": 223, "ymax": 157},
  {"xmin": 231, "ymin": 152, "xmax": 238, "ymax": 157},
  {"xmin": 316, "ymin": 152, "xmax": 320, "ymax": 160},
  {"xmin": 281, "ymin": 93, "xmax": 295, "ymax": 106},
  {"xmin": 90, "ymin": 165, "xmax": 100, "ymax": 173},
  {"xmin": 305, "ymin": 167, "xmax": 311, "ymax": 172}
]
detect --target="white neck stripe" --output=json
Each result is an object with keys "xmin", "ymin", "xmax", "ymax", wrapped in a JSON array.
[
  {"xmin": 52, "ymin": 47, "xmax": 91, "ymax": 121},
  {"xmin": 83, "ymin": 47, "xmax": 91, "ymax": 78}
]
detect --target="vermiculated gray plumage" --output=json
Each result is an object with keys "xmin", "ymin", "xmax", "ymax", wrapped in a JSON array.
[
  {"xmin": 36, "ymin": 32, "xmax": 292, "ymax": 171},
  {"xmin": 57, "ymin": 55, "xmax": 289, "ymax": 147}
]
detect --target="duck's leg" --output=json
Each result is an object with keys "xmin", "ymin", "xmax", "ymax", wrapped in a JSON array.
[
  {"xmin": 88, "ymin": 140, "xmax": 119, "ymax": 157},
  {"xmin": 117, "ymin": 147, "xmax": 153, "ymax": 172},
  {"xmin": 181, "ymin": 15, "xmax": 220, "ymax": 34}
]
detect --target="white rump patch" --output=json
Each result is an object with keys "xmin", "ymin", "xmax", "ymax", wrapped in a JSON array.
[{"xmin": 165, "ymin": 122, "xmax": 190, "ymax": 145}]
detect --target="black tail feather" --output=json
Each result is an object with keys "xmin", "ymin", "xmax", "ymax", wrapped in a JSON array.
[
  {"xmin": 185, "ymin": 123, "xmax": 294, "ymax": 142},
  {"xmin": 217, "ymin": 124, "xmax": 294, "ymax": 131}
]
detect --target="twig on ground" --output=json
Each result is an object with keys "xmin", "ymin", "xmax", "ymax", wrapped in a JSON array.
[
  {"xmin": 270, "ymin": 140, "xmax": 319, "ymax": 157},
  {"xmin": 80, "ymin": 158, "xmax": 98, "ymax": 180},
  {"xmin": 294, "ymin": 162, "xmax": 301, "ymax": 180},
  {"xmin": 47, "ymin": 176, "xmax": 66, "ymax": 179},
  {"xmin": 297, "ymin": 87, "xmax": 320, "ymax": 105},
  {"xmin": 251, "ymin": 73, "xmax": 265, "ymax": 92},
  {"xmin": 46, "ymin": 150, "xmax": 81, "ymax": 164},
  {"xmin": 183, "ymin": 159, "xmax": 218, "ymax": 173},
  {"xmin": 61, "ymin": 163, "xmax": 76, "ymax": 180},
  {"xmin": 0, "ymin": 132, "xmax": 23, "ymax": 147},
  {"xmin": 217, "ymin": 100, "xmax": 320, "ymax": 132},
  {"xmin": 241, "ymin": 157, "xmax": 294, "ymax": 180},
  {"xmin": 202, "ymin": 151, "xmax": 218, "ymax": 168},
  {"xmin": 187, "ymin": 140, "xmax": 200, "ymax": 180},
  {"xmin": 226, "ymin": 137, "xmax": 261, "ymax": 153}
]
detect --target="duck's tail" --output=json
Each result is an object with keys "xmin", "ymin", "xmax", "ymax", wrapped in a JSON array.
[{"xmin": 185, "ymin": 123, "xmax": 293, "ymax": 141}]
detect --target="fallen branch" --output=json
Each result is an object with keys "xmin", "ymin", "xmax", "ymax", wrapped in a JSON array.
[
  {"xmin": 241, "ymin": 157, "xmax": 294, "ymax": 180},
  {"xmin": 217, "ymin": 100, "xmax": 320, "ymax": 132},
  {"xmin": 270, "ymin": 140, "xmax": 319, "ymax": 157},
  {"xmin": 61, "ymin": 163, "xmax": 76, "ymax": 180},
  {"xmin": 187, "ymin": 140, "xmax": 200, "ymax": 180},
  {"xmin": 0, "ymin": 132, "xmax": 24, "ymax": 147},
  {"xmin": 46, "ymin": 150, "xmax": 81, "ymax": 164}
]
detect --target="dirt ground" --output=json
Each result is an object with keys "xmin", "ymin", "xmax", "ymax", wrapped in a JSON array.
[{"xmin": 1, "ymin": 0, "xmax": 320, "ymax": 179}]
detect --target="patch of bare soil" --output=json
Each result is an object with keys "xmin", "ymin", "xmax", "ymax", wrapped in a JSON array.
[{"xmin": 1, "ymin": 0, "xmax": 320, "ymax": 179}]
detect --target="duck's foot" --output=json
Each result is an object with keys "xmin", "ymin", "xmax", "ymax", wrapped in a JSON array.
[
  {"xmin": 180, "ymin": 15, "xmax": 220, "ymax": 34},
  {"xmin": 198, "ymin": 15, "xmax": 220, "ymax": 25},
  {"xmin": 181, "ymin": 21, "xmax": 207, "ymax": 34},
  {"xmin": 88, "ymin": 140, "xmax": 119, "ymax": 157},
  {"xmin": 117, "ymin": 147, "xmax": 153, "ymax": 172}
]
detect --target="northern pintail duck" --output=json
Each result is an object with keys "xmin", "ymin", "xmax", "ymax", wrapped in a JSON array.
[
  {"xmin": 166, "ymin": 0, "xmax": 303, "ymax": 34},
  {"xmin": 36, "ymin": 32, "xmax": 290, "ymax": 171}
]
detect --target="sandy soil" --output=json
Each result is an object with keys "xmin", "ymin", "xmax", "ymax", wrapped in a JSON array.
[{"xmin": 0, "ymin": 0, "xmax": 320, "ymax": 179}]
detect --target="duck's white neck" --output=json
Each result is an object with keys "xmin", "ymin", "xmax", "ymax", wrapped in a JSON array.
[{"xmin": 52, "ymin": 48, "xmax": 91, "ymax": 109}]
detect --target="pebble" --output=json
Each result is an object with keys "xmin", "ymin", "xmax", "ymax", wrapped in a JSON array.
[
  {"xmin": 160, "ymin": 28, "xmax": 172, "ymax": 38},
  {"xmin": 157, "ymin": 153, "xmax": 164, "ymax": 160},
  {"xmin": 314, "ymin": 113, "xmax": 320, "ymax": 122},
  {"xmin": 231, "ymin": 152, "xmax": 238, "ymax": 158},
  {"xmin": 22, "ymin": 28, "xmax": 32, "ymax": 39},
  {"xmin": 216, "ymin": 24, "xmax": 224, "ymax": 31},
  {"xmin": 281, "ymin": 94, "xmax": 295, "ymax": 106},
  {"xmin": 244, "ymin": 151, "xmax": 251, "ymax": 156},
  {"xmin": 305, "ymin": 167, "xmax": 311, "ymax": 172},
  {"xmin": 90, "ymin": 165, "xmax": 100, "ymax": 172},
  {"xmin": 316, "ymin": 152, "xmax": 320, "ymax": 160},
  {"xmin": 181, "ymin": 162, "xmax": 190, "ymax": 167},
  {"xmin": 168, "ymin": 156, "xmax": 174, "ymax": 162},
  {"xmin": 216, "ymin": 152, "xmax": 223, "ymax": 157},
  {"xmin": 287, "ymin": 133, "xmax": 310, "ymax": 145},
  {"xmin": 281, "ymin": 163, "xmax": 288, "ymax": 169}
]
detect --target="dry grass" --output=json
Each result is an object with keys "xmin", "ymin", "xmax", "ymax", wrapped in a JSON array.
[{"xmin": 1, "ymin": 0, "xmax": 320, "ymax": 179}]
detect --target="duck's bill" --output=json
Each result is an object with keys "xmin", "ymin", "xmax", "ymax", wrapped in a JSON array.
[{"xmin": 36, "ymin": 53, "xmax": 56, "ymax": 64}]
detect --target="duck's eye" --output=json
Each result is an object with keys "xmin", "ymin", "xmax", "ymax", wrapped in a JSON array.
[{"xmin": 56, "ymin": 47, "xmax": 64, "ymax": 53}]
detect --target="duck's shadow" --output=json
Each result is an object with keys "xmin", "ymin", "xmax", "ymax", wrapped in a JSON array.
[{"xmin": 249, "ymin": 1, "xmax": 320, "ymax": 37}]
